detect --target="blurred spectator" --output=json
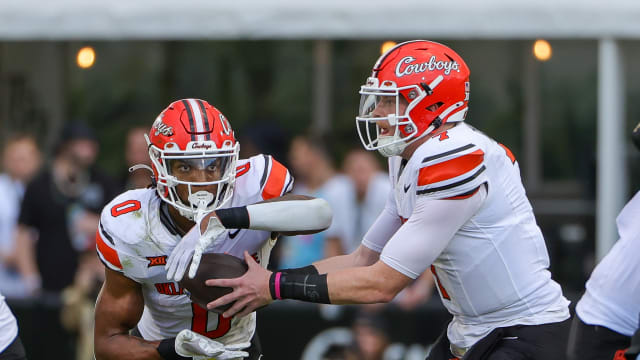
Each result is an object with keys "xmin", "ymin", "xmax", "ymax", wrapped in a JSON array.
[
  {"xmin": 277, "ymin": 135, "xmax": 354, "ymax": 268},
  {"xmin": 61, "ymin": 251, "xmax": 105, "ymax": 360},
  {"xmin": 120, "ymin": 126, "xmax": 153, "ymax": 190},
  {"xmin": 0, "ymin": 135, "xmax": 41, "ymax": 299},
  {"xmin": 13, "ymin": 122, "xmax": 118, "ymax": 359},
  {"xmin": 350, "ymin": 310, "xmax": 391, "ymax": 360},
  {"xmin": 321, "ymin": 344, "xmax": 358, "ymax": 360},
  {"xmin": 238, "ymin": 122, "xmax": 290, "ymax": 163},
  {"xmin": 342, "ymin": 149, "xmax": 390, "ymax": 254}
]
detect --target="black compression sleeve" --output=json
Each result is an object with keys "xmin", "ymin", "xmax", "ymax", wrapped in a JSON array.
[
  {"xmin": 279, "ymin": 265, "xmax": 319, "ymax": 275},
  {"xmin": 157, "ymin": 338, "xmax": 189, "ymax": 360},
  {"xmin": 215, "ymin": 206, "xmax": 250, "ymax": 229},
  {"xmin": 269, "ymin": 272, "xmax": 331, "ymax": 304}
]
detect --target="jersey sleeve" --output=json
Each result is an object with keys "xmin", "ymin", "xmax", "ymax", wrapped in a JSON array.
[
  {"xmin": 96, "ymin": 219, "xmax": 124, "ymax": 273},
  {"xmin": 257, "ymin": 155, "xmax": 294, "ymax": 200},
  {"xmin": 94, "ymin": 190, "xmax": 146, "ymax": 279},
  {"xmin": 416, "ymin": 143, "xmax": 488, "ymax": 200},
  {"xmin": 361, "ymin": 189, "xmax": 402, "ymax": 253},
  {"xmin": 380, "ymin": 185, "xmax": 487, "ymax": 279}
]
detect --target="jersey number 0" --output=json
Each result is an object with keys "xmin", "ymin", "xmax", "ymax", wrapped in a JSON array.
[{"xmin": 191, "ymin": 303, "xmax": 231, "ymax": 338}]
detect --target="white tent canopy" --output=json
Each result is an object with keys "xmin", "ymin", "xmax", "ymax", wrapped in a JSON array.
[
  {"xmin": 1, "ymin": 0, "xmax": 640, "ymax": 40},
  {"xmin": 0, "ymin": 0, "xmax": 633, "ymax": 260}
]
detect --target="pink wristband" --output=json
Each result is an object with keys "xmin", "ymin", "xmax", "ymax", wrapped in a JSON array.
[{"xmin": 274, "ymin": 272, "xmax": 282, "ymax": 300}]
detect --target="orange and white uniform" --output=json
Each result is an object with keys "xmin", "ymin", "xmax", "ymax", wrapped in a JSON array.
[
  {"xmin": 362, "ymin": 122, "xmax": 570, "ymax": 350},
  {"xmin": 96, "ymin": 154, "xmax": 292, "ymax": 344},
  {"xmin": 0, "ymin": 292, "xmax": 18, "ymax": 353},
  {"xmin": 576, "ymin": 190, "xmax": 640, "ymax": 337}
]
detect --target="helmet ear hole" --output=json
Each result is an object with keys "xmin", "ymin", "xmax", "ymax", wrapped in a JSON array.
[{"xmin": 427, "ymin": 102, "xmax": 444, "ymax": 112}]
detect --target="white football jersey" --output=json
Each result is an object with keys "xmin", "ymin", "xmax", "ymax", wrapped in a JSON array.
[
  {"xmin": 366, "ymin": 123, "xmax": 569, "ymax": 349},
  {"xmin": 576, "ymin": 190, "xmax": 640, "ymax": 336},
  {"xmin": 96, "ymin": 154, "xmax": 293, "ymax": 344},
  {"xmin": 0, "ymin": 293, "xmax": 18, "ymax": 353}
]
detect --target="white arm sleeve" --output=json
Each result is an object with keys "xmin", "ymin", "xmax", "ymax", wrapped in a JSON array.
[
  {"xmin": 361, "ymin": 189, "xmax": 402, "ymax": 253},
  {"xmin": 246, "ymin": 198, "xmax": 332, "ymax": 231},
  {"xmin": 380, "ymin": 185, "xmax": 487, "ymax": 279}
]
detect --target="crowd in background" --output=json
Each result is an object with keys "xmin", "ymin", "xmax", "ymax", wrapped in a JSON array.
[{"xmin": 0, "ymin": 122, "xmax": 436, "ymax": 360}]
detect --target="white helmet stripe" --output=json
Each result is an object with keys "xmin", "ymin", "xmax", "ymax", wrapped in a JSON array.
[{"xmin": 187, "ymin": 98, "xmax": 206, "ymax": 141}]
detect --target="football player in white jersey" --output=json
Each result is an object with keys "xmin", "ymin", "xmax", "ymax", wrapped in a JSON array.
[
  {"xmin": 93, "ymin": 99, "xmax": 332, "ymax": 360},
  {"xmin": 566, "ymin": 122, "xmax": 640, "ymax": 360},
  {"xmin": 0, "ymin": 291, "xmax": 26, "ymax": 360},
  {"xmin": 203, "ymin": 41, "xmax": 572, "ymax": 360}
]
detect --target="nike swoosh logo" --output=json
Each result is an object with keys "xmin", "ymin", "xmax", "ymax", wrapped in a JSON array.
[
  {"xmin": 404, "ymin": 184, "xmax": 411, "ymax": 193},
  {"xmin": 228, "ymin": 229, "xmax": 241, "ymax": 239}
]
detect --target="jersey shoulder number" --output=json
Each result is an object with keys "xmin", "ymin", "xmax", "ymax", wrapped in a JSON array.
[
  {"xmin": 96, "ymin": 189, "xmax": 152, "ymax": 273},
  {"xmin": 236, "ymin": 155, "xmax": 294, "ymax": 202}
]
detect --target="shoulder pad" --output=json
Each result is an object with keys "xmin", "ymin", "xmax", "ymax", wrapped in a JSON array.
[
  {"xmin": 96, "ymin": 189, "xmax": 153, "ymax": 272},
  {"xmin": 415, "ymin": 141, "xmax": 487, "ymax": 200},
  {"xmin": 234, "ymin": 155, "xmax": 293, "ymax": 202}
]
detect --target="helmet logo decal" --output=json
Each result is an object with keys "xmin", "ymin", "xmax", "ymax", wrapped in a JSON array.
[
  {"xmin": 153, "ymin": 114, "xmax": 174, "ymax": 136},
  {"xmin": 465, "ymin": 82, "xmax": 470, "ymax": 101},
  {"xmin": 219, "ymin": 114, "xmax": 232, "ymax": 136},
  {"xmin": 395, "ymin": 56, "xmax": 460, "ymax": 77},
  {"xmin": 190, "ymin": 142, "xmax": 213, "ymax": 150}
]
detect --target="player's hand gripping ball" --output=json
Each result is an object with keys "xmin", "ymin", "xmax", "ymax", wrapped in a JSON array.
[{"xmin": 179, "ymin": 253, "xmax": 248, "ymax": 314}]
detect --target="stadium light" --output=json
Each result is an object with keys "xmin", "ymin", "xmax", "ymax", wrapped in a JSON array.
[
  {"xmin": 381, "ymin": 41, "xmax": 397, "ymax": 55},
  {"xmin": 533, "ymin": 39, "xmax": 552, "ymax": 61},
  {"xmin": 77, "ymin": 46, "xmax": 96, "ymax": 69}
]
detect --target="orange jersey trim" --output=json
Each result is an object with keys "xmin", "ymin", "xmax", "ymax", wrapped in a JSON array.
[
  {"xmin": 418, "ymin": 149, "xmax": 484, "ymax": 186},
  {"xmin": 262, "ymin": 158, "xmax": 288, "ymax": 200},
  {"xmin": 96, "ymin": 229, "xmax": 123, "ymax": 270},
  {"xmin": 499, "ymin": 143, "xmax": 516, "ymax": 164}
]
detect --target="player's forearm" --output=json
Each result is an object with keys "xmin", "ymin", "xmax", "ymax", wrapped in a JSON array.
[
  {"xmin": 215, "ymin": 197, "xmax": 332, "ymax": 234},
  {"xmin": 270, "ymin": 260, "xmax": 410, "ymax": 305},
  {"xmin": 313, "ymin": 244, "xmax": 379, "ymax": 273},
  {"xmin": 312, "ymin": 253, "xmax": 357, "ymax": 273},
  {"xmin": 94, "ymin": 333, "xmax": 163, "ymax": 360},
  {"xmin": 326, "ymin": 263, "xmax": 407, "ymax": 304}
]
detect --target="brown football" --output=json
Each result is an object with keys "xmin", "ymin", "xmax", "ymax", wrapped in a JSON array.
[{"xmin": 179, "ymin": 252, "xmax": 248, "ymax": 314}]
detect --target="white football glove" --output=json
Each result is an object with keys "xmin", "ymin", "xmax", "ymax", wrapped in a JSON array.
[
  {"xmin": 256, "ymin": 235, "xmax": 278, "ymax": 269},
  {"xmin": 175, "ymin": 329, "xmax": 250, "ymax": 360},
  {"xmin": 187, "ymin": 215, "xmax": 226, "ymax": 279},
  {"xmin": 165, "ymin": 192, "xmax": 226, "ymax": 282}
]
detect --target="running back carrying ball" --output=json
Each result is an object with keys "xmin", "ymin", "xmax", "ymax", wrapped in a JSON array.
[{"xmin": 179, "ymin": 253, "xmax": 248, "ymax": 314}]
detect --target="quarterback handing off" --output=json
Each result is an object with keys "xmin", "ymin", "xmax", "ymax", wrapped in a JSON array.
[
  {"xmin": 93, "ymin": 99, "xmax": 331, "ymax": 360},
  {"xmin": 206, "ymin": 41, "xmax": 572, "ymax": 360}
]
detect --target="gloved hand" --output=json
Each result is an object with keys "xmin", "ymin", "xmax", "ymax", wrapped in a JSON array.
[
  {"xmin": 175, "ymin": 329, "xmax": 250, "ymax": 360},
  {"xmin": 187, "ymin": 215, "xmax": 226, "ymax": 279},
  {"xmin": 256, "ymin": 235, "xmax": 278, "ymax": 269},
  {"xmin": 165, "ymin": 191, "xmax": 226, "ymax": 282}
]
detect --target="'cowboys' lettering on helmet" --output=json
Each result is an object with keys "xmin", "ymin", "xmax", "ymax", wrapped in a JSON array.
[
  {"xmin": 356, "ymin": 40, "xmax": 471, "ymax": 157},
  {"xmin": 145, "ymin": 99, "xmax": 240, "ymax": 220}
]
